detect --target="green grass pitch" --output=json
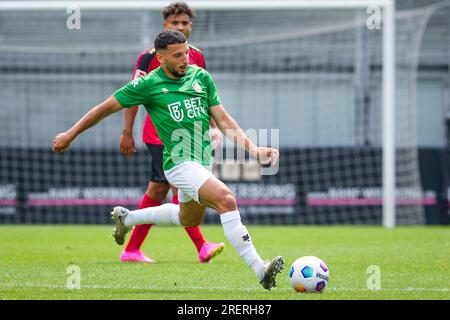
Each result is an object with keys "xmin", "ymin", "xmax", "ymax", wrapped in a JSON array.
[{"xmin": 0, "ymin": 225, "xmax": 448, "ymax": 300}]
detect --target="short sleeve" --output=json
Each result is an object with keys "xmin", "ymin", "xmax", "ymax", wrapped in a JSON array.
[
  {"xmin": 204, "ymin": 72, "xmax": 221, "ymax": 107},
  {"xmin": 114, "ymin": 76, "xmax": 149, "ymax": 108}
]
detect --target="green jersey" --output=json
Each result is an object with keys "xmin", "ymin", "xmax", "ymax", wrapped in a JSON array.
[{"xmin": 114, "ymin": 65, "xmax": 221, "ymax": 170}]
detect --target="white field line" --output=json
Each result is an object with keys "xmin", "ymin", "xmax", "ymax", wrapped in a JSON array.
[{"xmin": 0, "ymin": 282, "xmax": 448, "ymax": 293}]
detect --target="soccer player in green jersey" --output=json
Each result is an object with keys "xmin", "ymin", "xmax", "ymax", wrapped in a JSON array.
[
  {"xmin": 119, "ymin": 2, "xmax": 224, "ymax": 265},
  {"xmin": 53, "ymin": 30, "xmax": 284, "ymax": 290}
]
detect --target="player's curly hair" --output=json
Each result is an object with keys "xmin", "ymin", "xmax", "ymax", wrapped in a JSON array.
[
  {"xmin": 154, "ymin": 29, "xmax": 187, "ymax": 51},
  {"xmin": 161, "ymin": 2, "xmax": 196, "ymax": 20}
]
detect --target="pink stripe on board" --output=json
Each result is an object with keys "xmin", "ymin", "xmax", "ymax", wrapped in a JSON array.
[
  {"xmin": 0, "ymin": 200, "xmax": 16, "ymax": 206},
  {"xmin": 28, "ymin": 199, "xmax": 141, "ymax": 207},
  {"xmin": 27, "ymin": 198, "xmax": 295, "ymax": 207},
  {"xmin": 237, "ymin": 199, "xmax": 296, "ymax": 206},
  {"xmin": 308, "ymin": 198, "xmax": 436, "ymax": 206},
  {"xmin": 397, "ymin": 199, "xmax": 436, "ymax": 205},
  {"xmin": 308, "ymin": 199, "xmax": 383, "ymax": 206}
]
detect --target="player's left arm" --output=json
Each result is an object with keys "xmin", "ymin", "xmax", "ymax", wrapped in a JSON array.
[
  {"xmin": 209, "ymin": 105, "xmax": 278, "ymax": 166},
  {"xmin": 53, "ymin": 96, "xmax": 123, "ymax": 153}
]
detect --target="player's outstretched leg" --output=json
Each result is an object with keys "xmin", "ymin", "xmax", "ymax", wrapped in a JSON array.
[
  {"xmin": 111, "ymin": 203, "xmax": 181, "ymax": 245},
  {"xmin": 198, "ymin": 176, "xmax": 284, "ymax": 290}
]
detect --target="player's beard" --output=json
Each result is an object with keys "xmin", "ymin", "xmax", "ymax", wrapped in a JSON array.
[{"xmin": 168, "ymin": 64, "xmax": 186, "ymax": 79}]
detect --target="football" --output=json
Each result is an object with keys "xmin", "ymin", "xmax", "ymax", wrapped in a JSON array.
[{"xmin": 288, "ymin": 256, "xmax": 329, "ymax": 293}]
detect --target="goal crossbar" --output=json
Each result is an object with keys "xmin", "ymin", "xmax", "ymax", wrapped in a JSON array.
[{"xmin": 0, "ymin": 1, "xmax": 395, "ymax": 11}]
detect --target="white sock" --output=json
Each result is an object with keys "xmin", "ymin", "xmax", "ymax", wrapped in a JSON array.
[
  {"xmin": 220, "ymin": 211, "xmax": 266, "ymax": 280},
  {"xmin": 124, "ymin": 203, "xmax": 181, "ymax": 227}
]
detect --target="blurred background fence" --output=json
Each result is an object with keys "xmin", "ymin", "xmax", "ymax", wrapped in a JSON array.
[{"xmin": 0, "ymin": 0, "xmax": 449, "ymax": 225}]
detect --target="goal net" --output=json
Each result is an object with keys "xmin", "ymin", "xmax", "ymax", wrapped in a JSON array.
[{"xmin": 0, "ymin": 1, "xmax": 436, "ymax": 225}]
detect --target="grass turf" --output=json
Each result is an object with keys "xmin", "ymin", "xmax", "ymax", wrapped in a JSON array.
[{"xmin": 0, "ymin": 225, "xmax": 448, "ymax": 300}]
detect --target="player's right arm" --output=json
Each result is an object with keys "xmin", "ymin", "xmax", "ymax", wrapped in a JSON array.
[
  {"xmin": 53, "ymin": 95, "xmax": 123, "ymax": 153},
  {"xmin": 120, "ymin": 106, "xmax": 138, "ymax": 158}
]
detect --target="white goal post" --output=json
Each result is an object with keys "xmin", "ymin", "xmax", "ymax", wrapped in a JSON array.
[{"xmin": 0, "ymin": 0, "xmax": 396, "ymax": 227}]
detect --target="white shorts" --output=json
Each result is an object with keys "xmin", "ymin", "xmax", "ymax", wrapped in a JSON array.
[{"xmin": 164, "ymin": 161, "xmax": 213, "ymax": 204}]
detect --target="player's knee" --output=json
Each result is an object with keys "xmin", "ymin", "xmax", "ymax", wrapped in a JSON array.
[
  {"xmin": 147, "ymin": 182, "xmax": 169, "ymax": 202},
  {"xmin": 217, "ymin": 192, "xmax": 238, "ymax": 212},
  {"xmin": 179, "ymin": 215, "xmax": 201, "ymax": 227}
]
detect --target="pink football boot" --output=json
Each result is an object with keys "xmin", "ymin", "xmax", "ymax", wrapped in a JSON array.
[
  {"xmin": 120, "ymin": 249, "xmax": 155, "ymax": 263},
  {"xmin": 198, "ymin": 241, "xmax": 225, "ymax": 263}
]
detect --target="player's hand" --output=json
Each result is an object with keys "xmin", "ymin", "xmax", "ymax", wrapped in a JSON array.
[
  {"xmin": 256, "ymin": 147, "xmax": 279, "ymax": 167},
  {"xmin": 210, "ymin": 127, "xmax": 223, "ymax": 150},
  {"xmin": 53, "ymin": 132, "xmax": 73, "ymax": 153},
  {"xmin": 120, "ymin": 130, "xmax": 136, "ymax": 158}
]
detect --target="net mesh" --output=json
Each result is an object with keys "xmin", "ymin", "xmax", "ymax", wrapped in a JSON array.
[{"xmin": 0, "ymin": 3, "xmax": 442, "ymax": 224}]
